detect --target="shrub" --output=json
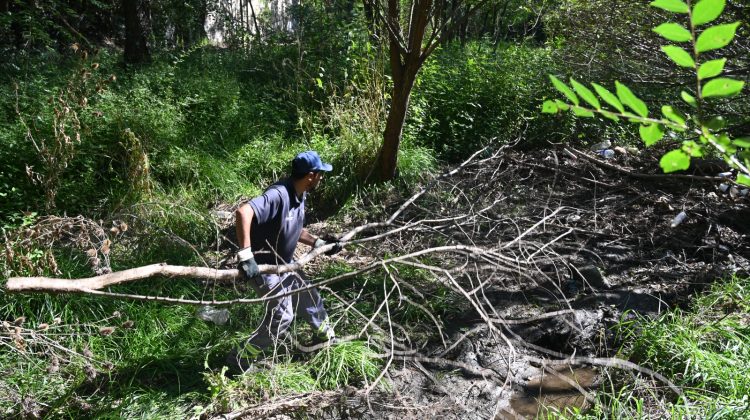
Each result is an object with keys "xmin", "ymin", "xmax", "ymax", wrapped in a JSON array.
[{"xmin": 408, "ymin": 42, "xmax": 561, "ymax": 161}]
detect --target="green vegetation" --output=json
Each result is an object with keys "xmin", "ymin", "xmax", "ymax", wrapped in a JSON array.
[
  {"xmin": 2, "ymin": 0, "xmax": 749, "ymax": 417},
  {"xmin": 561, "ymin": 276, "xmax": 750, "ymax": 418},
  {"xmin": 543, "ymin": 0, "xmax": 750, "ymax": 183},
  {"xmin": 204, "ymin": 341, "xmax": 380, "ymax": 414}
]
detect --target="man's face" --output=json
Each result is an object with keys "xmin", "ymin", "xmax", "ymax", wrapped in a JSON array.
[{"xmin": 309, "ymin": 172, "xmax": 323, "ymax": 190}]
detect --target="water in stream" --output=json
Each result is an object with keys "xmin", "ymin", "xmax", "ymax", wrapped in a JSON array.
[{"xmin": 499, "ymin": 367, "xmax": 599, "ymax": 419}]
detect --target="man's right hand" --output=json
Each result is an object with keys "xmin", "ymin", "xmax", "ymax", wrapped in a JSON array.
[
  {"xmin": 237, "ymin": 247, "xmax": 260, "ymax": 279},
  {"xmin": 239, "ymin": 258, "xmax": 260, "ymax": 279}
]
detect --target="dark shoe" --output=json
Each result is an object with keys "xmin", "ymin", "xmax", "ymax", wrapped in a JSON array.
[
  {"xmin": 224, "ymin": 348, "xmax": 260, "ymax": 375},
  {"xmin": 310, "ymin": 333, "xmax": 339, "ymax": 347}
]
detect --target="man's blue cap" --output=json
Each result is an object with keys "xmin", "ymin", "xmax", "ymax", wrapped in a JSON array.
[{"xmin": 292, "ymin": 150, "xmax": 333, "ymax": 175}]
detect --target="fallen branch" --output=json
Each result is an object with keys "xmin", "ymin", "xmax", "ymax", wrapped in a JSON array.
[
  {"xmin": 6, "ymin": 263, "xmax": 237, "ymax": 293},
  {"xmin": 565, "ymin": 147, "xmax": 726, "ymax": 183},
  {"xmin": 5, "ymin": 243, "xmax": 514, "ymax": 301},
  {"xmin": 5, "ymin": 145, "xmax": 497, "ymax": 296},
  {"xmin": 212, "ymin": 388, "xmax": 368, "ymax": 419}
]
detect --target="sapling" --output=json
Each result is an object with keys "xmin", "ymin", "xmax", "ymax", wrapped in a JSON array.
[{"xmin": 542, "ymin": 0, "xmax": 750, "ymax": 186}]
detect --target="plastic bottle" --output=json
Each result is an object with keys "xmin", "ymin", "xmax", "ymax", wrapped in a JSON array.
[
  {"xmin": 196, "ymin": 305, "xmax": 229, "ymax": 325},
  {"xmin": 670, "ymin": 211, "xmax": 687, "ymax": 228}
]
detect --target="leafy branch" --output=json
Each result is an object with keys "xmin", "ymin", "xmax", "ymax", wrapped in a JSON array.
[{"xmin": 542, "ymin": 0, "xmax": 750, "ymax": 186}]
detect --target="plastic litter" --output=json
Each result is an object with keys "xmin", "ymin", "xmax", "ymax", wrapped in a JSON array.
[
  {"xmin": 670, "ymin": 211, "xmax": 687, "ymax": 228},
  {"xmin": 196, "ymin": 305, "xmax": 229, "ymax": 325},
  {"xmin": 589, "ymin": 140, "xmax": 612, "ymax": 151},
  {"xmin": 718, "ymin": 171, "xmax": 733, "ymax": 178},
  {"xmin": 719, "ymin": 183, "xmax": 730, "ymax": 193},
  {"xmin": 624, "ymin": 146, "xmax": 640, "ymax": 155},
  {"xmin": 597, "ymin": 149, "xmax": 615, "ymax": 159}
]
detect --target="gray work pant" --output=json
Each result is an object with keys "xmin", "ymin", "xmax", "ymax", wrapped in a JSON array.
[{"xmin": 245, "ymin": 271, "xmax": 329, "ymax": 352}]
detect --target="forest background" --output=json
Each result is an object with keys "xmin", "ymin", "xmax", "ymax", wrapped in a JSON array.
[{"xmin": 0, "ymin": 0, "xmax": 749, "ymax": 418}]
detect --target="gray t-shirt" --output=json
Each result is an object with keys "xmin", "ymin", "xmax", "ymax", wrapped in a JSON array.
[{"xmin": 248, "ymin": 179, "xmax": 306, "ymax": 264}]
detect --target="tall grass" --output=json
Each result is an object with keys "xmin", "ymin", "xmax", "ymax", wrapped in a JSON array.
[{"xmin": 408, "ymin": 42, "xmax": 560, "ymax": 161}]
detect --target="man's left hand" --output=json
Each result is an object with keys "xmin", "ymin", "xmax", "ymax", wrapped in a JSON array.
[{"xmin": 314, "ymin": 235, "xmax": 343, "ymax": 256}]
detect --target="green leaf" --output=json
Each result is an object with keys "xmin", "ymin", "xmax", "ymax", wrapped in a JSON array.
[
  {"xmin": 600, "ymin": 110, "xmax": 620, "ymax": 122},
  {"xmin": 704, "ymin": 116, "xmax": 725, "ymax": 130},
  {"xmin": 733, "ymin": 137, "xmax": 750, "ymax": 148},
  {"xmin": 681, "ymin": 90, "xmax": 697, "ymax": 107},
  {"xmin": 616, "ymin": 82, "xmax": 648, "ymax": 118},
  {"xmin": 737, "ymin": 174, "xmax": 750, "ymax": 187},
  {"xmin": 554, "ymin": 99, "xmax": 570, "ymax": 111},
  {"xmin": 702, "ymin": 77, "xmax": 745, "ymax": 98},
  {"xmin": 570, "ymin": 79, "xmax": 600, "ymax": 109},
  {"xmin": 697, "ymin": 58, "xmax": 727, "ymax": 79},
  {"xmin": 661, "ymin": 105, "xmax": 686, "ymax": 126},
  {"xmin": 691, "ymin": 0, "xmax": 725, "ymax": 27},
  {"xmin": 681, "ymin": 140, "xmax": 704, "ymax": 157},
  {"xmin": 650, "ymin": 0, "xmax": 689, "ymax": 13},
  {"xmin": 652, "ymin": 23, "xmax": 692, "ymax": 42},
  {"xmin": 592, "ymin": 83, "xmax": 625, "ymax": 113},
  {"xmin": 640, "ymin": 123, "xmax": 665, "ymax": 146},
  {"xmin": 660, "ymin": 149, "xmax": 691, "ymax": 172},
  {"xmin": 549, "ymin": 75, "xmax": 579, "ymax": 106},
  {"xmin": 572, "ymin": 106, "xmax": 595, "ymax": 117},
  {"xmin": 715, "ymin": 134, "xmax": 736, "ymax": 154},
  {"xmin": 542, "ymin": 100, "xmax": 559, "ymax": 114},
  {"xmin": 661, "ymin": 46, "xmax": 695, "ymax": 68},
  {"xmin": 696, "ymin": 22, "xmax": 741, "ymax": 53}
]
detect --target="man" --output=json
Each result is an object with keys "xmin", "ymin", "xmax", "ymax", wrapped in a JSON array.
[{"xmin": 226, "ymin": 150, "xmax": 342, "ymax": 372}]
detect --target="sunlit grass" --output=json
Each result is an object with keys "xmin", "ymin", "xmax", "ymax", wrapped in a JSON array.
[{"xmin": 562, "ymin": 275, "xmax": 750, "ymax": 419}]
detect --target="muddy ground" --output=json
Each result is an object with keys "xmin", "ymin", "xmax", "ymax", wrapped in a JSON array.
[{"xmin": 214, "ymin": 146, "xmax": 748, "ymax": 420}]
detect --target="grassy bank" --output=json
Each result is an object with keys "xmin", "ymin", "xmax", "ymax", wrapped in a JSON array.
[{"xmin": 563, "ymin": 275, "xmax": 750, "ymax": 419}]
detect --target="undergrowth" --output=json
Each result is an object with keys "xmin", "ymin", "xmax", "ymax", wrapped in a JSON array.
[
  {"xmin": 560, "ymin": 275, "xmax": 750, "ymax": 419},
  {"xmin": 0, "ymin": 37, "xmax": 561, "ymax": 418}
]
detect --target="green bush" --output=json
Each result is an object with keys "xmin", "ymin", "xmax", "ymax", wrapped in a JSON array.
[{"xmin": 408, "ymin": 42, "xmax": 561, "ymax": 161}]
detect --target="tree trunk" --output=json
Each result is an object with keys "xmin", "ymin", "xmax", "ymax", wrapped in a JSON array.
[
  {"xmin": 373, "ymin": 0, "xmax": 431, "ymax": 181},
  {"xmin": 3, "ymin": 0, "xmax": 24, "ymax": 49},
  {"xmin": 371, "ymin": 0, "xmax": 489, "ymax": 181},
  {"xmin": 376, "ymin": 70, "xmax": 417, "ymax": 180},
  {"xmin": 123, "ymin": 0, "xmax": 151, "ymax": 64}
]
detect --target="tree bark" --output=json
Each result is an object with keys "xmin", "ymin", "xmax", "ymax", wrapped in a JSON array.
[
  {"xmin": 371, "ymin": 0, "xmax": 494, "ymax": 181},
  {"xmin": 3, "ymin": 0, "xmax": 24, "ymax": 49},
  {"xmin": 376, "ymin": 70, "xmax": 417, "ymax": 180},
  {"xmin": 123, "ymin": 0, "xmax": 151, "ymax": 64},
  {"xmin": 373, "ymin": 0, "xmax": 431, "ymax": 181}
]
